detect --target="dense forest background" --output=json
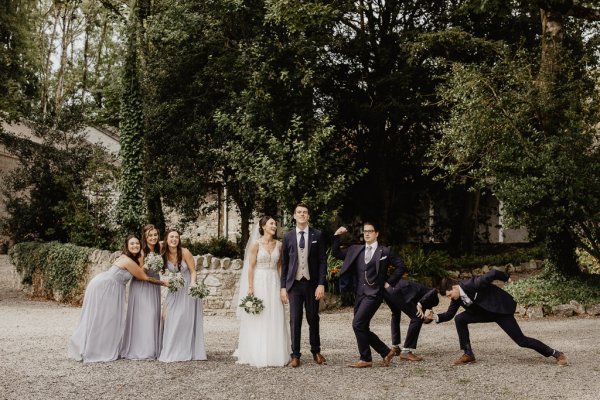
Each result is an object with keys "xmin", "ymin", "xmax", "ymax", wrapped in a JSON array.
[{"xmin": 1, "ymin": 0, "xmax": 600, "ymax": 277}]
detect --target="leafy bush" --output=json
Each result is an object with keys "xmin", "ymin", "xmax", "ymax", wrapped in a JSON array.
[
  {"xmin": 9, "ymin": 241, "xmax": 92, "ymax": 302},
  {"xmin": 182, "ymin": 237, "xmax": 241, "ymax": 258},
  {"xmin": 397, "ymin": 245, "xmax": 449, "ymax": 283},
  {"xmin": 505, "ymin": 266, "xmax": 600, "ymax": 308},
  {"xmin": 447, "ymin": 245, "xmax": 545, "ymax": 270}
]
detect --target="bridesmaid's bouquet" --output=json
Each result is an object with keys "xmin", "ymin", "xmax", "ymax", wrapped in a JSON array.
[
  {"xmin": 144, "ymin": 252, "xmax": 163, "ymax": 274},
  {"xmin": 188, "ymin": 281, "xmax": 210, "ymax": 299},
  {"xmin": 238, "ymin": 295, "xmax": 265, "ymax": 315},
  {"xmin": 167, "ymin": 272, "xmax": 185, "ymax": 293}
]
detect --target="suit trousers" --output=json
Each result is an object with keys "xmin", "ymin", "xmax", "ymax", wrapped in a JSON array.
[
  {"xmin": 384, "ymin": 290, "xmax": 423, "ymax": 349},
  {"xmin": 288, "ymin": 279, "xmax": 321, "ymax": 358},
  {"xmin": 455, "ymin": 308, "xmax": 554, "ymax": 357},
  {"xmin": 353, "ymin": 294, "xmax": 390, "ymax": 362}
]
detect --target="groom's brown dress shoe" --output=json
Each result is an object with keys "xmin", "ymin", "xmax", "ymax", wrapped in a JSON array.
[
  {"xmin": 313, "ymin": 353, "xmax": 326, "ymax": 365},
  {"xmin": 348, "ymin": 360, "xmax": 373, "ymax": 368},
  {"xmin": 555, "ymin": 352, "xmax": 569, "ymax": 366},
  {"xmin": 288, "ymin": 357, "xmax": 301, "ymax": 368},
  {"xmin": 380, "ymin": 349, "xmax": 395, "ymax": 367}
]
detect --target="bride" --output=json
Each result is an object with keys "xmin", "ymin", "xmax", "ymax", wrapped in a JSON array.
[{"xmin": 234, "ymin": 216, "xmax": 291, "ymax": 367}]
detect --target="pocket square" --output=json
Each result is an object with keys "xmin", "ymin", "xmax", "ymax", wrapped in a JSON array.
[
  {"xmin": 312, "ymin": 240, "xmax": 317, "ymax": 244},
  {"xmin": 380, "ymin": 256, "xmax": 388, "ymax": 260}
]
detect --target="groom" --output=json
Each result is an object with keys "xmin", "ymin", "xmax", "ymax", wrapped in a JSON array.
[{"xmin": 281, "ymin": 203, "xmax": 327, "ymax": 367}]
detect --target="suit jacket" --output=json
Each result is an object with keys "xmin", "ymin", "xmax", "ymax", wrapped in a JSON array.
[
  {"xmin": 332, "ymin": 235, "xmax": 406, "ymax": 296},
  {"xmin": 392, "ymin": 279, "xmax": 439, "ymax": 310},
  {"xmin": 437, "ymin": 269, "xmax": 517, "ymax": 323},
  {"xmin": 280, "ymin": 227, "xmax": 327, "ymax": 291}
]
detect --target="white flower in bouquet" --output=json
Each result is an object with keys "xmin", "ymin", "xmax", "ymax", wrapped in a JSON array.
[
  {"xmin": 188, "ymin": 280, "xmax": 210, "ymax": 299},
  {"xmin": 167, "ymin": 272, "xmax": 184, "ymax": 293},
  {"xmin": 239, "ymin": 295, "xmax": 264, "ymax": 315},
  {"xmin": 143, "ymin": 252, "xmax": 163, "ymax": 274}
]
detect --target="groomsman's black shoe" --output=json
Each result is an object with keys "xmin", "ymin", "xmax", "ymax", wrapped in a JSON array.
[
  {"xmin": 555, "ymin": 352, "xmax": 569, "ymax": 366},
  {"xmin": 380, "ymin": 349, "xmax": 395, "ymax": 367},
  {"xmin": 399, "ymin": 352, "xmax": 423, "ymax": 362},
  {"xmin": 313, "ymin": 353, "xmax": 326, "ymax": 365},
  {"xmin": 288, "ymin": 357, "xmax": 301, "ymax": 368},
  {"xmin": 453, "ymin": 354, "xmax": 476, "ymax": 365},
  {"xmin": 348, "ymin": 360, "xmax": 373, "ymax": 368}
]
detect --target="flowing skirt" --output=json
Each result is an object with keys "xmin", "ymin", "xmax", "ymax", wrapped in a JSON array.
[
  {"xmin": 120, "ymin": 275, "xmax": 161, "ymax": 360},
  {"xmin": 234, "ymin": 268, "xmax": 291, "ymax": 367},
  {"xmin": 158, "ymin": 285, "xmax": 207, "ymax": 362},
  {"xmin": 68, "ymin": 267, "xmax": 129, "ymax": 362}
]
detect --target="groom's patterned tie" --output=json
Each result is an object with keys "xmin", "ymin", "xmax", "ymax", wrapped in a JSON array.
[{"xmin": 299, "ymin": 231, "xmax": 305, "ymax": 249}]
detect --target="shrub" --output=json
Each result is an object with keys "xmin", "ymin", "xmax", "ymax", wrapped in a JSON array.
[
  {"xmin": 397, "ymin": 245, "xmax": 449, "ymax": 284},
  {"xmin": 9, "ymin": 241, "xmax": 92, "ymax": 302},
  {"xmin": 182, "ymin": 237, "xmax": 241, "ymax": 258},
  {"xmin": 505, "ymin": 265, "xmax": 600, "ymax": 309}
]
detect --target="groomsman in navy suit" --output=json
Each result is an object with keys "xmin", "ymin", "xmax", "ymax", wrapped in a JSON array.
[
  {"xmin": 384, "ymin": 279, "xmax": 439, "ymax": 361},
  {"xmin": 281, "ymin": 203, "xmax": 327, "ymax": 367},
  {"xmin": 432, "ymin": 269, "xmax": 568, "ymax": 366},
  {"xmin": 332, "ymin": 222, "xmax": 406, "ymax": 368}
]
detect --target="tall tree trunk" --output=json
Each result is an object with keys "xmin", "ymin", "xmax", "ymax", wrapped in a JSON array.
[{"xmin": 545, "ymin": 228, "xmax": 579, "ymax": 276}]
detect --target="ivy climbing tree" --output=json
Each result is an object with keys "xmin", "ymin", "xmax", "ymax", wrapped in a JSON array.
[{"xmin": 115, "ymin": 3, "xmax": 145, "ymax": 236}]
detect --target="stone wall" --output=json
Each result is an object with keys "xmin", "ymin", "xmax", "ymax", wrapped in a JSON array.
[{"xmin": 195, "ymin": 254, "xmax": 243, "ymax": 316}]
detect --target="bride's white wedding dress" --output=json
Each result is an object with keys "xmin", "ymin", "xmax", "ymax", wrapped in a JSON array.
[{"xmin": 234, "ymin": 241, "xmax": 290, "ymax": 367}]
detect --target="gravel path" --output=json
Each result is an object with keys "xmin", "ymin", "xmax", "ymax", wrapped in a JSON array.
[{"xmin": 0, "ymin": 256, "xmax": 598, "ymax": 400}]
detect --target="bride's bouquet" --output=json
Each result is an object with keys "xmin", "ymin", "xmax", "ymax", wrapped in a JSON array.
[
  {"xmin": 143, "ymin": 252, "xmax": 163, "ymax": 274},
  {"xmin": 238, "ymin": 294, "xmax": 265, "ymax": 315},
  {"xmin": 188, "ymin": 280, "xmax": 210, "ymax": 299},
  {"xmin": 167, "ymin": 271, "xmax": 185, "ymax": 293}
]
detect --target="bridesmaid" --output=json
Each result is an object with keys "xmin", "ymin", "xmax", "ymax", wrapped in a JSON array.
[
  {"xmin": 68, "ymin": 235, "xmax": 165, "ymax": 362},
  {"xmin": 158, "ymin": 228, "xmax": 207, "ymax": 362},
  {"xmin": 120, "ymin": 225, "xmax": 163, "ymax": 360}
]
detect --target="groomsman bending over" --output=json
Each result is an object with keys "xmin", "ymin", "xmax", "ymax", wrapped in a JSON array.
[
  {"xmin": 431, "ymin": 269, "xmax": 568, "ymax": 366},
  {"xmin": 384, "ymin": 279, "xmax": 439, "ymax": 361},
  {"xmin": 333, "ymin": 223, "xmax": 406, "ymax": 368}
]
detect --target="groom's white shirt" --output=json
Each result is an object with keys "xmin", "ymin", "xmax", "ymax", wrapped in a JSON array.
[{"xmin": 295, "ymin": 227, "xmax": 310, "ymax": 280}]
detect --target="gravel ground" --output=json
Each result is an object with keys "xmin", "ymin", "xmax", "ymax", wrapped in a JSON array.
[{"xmin": 0, "ymin": 256, "xmax": 598, "ymax": 400}]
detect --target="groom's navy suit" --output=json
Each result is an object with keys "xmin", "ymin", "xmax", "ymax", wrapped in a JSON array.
[
  {"xmin": 437, "ymin": 269, "xmax": 554, "ymax": 357},
  {"xmin": 333, "ymin": 235, "xmax": 406, "ymax": 362},
  {"xmin": 281, "ymin": 227, "xmax": 327, "ymax": 359}
]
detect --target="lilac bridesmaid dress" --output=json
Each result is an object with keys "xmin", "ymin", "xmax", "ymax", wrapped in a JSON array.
[{"xmin": 68, "ymin": 265, "xmax": 132, "ymax": 362}]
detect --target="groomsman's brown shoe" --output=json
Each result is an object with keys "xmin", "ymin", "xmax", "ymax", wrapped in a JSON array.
[
  {"xmin": 399, "ymin": 352, "xmax": 423, "ymax": 361},
  {"xmin": 555, "ymin": 352, "xmax": 569, "ymax": 366},
  {"xmin": 453, "ymin": 354, "xmax": 476, "ymax": 365},
  {"xmin": 380, "ymin": 349, "xmax": 395, "ymax": 367},
  {"xmin": 391, "ymin": 346, "xmax": 401, "ymax": 356},
  {"xmin": 287, "ymin": 357, "xmax": 301, "ymax": 368},
  {"xmin": 348, "ymin": 360, "xmax": 373, "ymax": 368},
  {"xmin": 313, "ymin": 353, "xmax": 326, "ymax": 365}
]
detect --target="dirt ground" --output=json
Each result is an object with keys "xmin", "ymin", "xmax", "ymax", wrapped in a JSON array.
[{"xmin": 0, "ymin": 256, "xmax": 598, "ymax": 400}]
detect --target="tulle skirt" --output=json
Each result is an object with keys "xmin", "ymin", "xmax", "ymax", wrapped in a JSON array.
[{"xmin": 234, "ymin": 268, "xmax": 291, "ymax": 367}]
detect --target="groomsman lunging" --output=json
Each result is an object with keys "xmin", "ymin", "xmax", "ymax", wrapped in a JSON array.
[
  {"xmin": 333, "ymin": 223, "xmax": 406, "ymax": 368},
  {"xmin": 431, "ymin": 269, "xmax": 569, "ymax": 366}
]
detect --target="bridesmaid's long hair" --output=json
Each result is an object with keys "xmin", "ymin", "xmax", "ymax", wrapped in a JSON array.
[
  {"xmin": 122, "ymin": 235, "xmax": 142, "ymax": 263},
  {"xmin": 162, "ymin": 228, "xmax": 182, "ymax": 273},
  {"xmin": 142, "ymin": 224, "xmax": 161, "ymax": 255}
]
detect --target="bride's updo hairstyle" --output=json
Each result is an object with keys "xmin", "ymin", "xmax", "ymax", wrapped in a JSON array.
[{"xmin": 258, "ymin": 215, "xmax": 274, "ymax": 235}]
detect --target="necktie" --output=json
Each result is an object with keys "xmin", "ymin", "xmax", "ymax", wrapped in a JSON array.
[
  {"xmin": 299, "ymin": 231, "xmax": 305, "ymax": 249},
  {"xmin": 365, "ymin": 245, "xmax": 372, "ymax": 263}
]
